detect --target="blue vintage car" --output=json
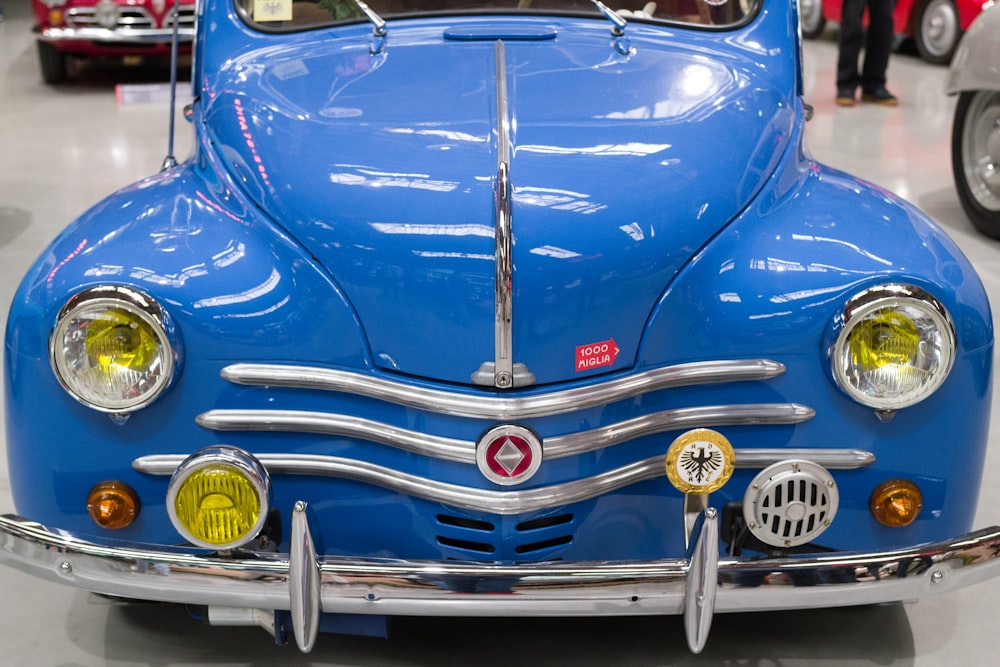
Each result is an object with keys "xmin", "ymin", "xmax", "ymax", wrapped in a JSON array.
[{"xmin": 3, "ymin": 0, "xmax": 1000, "ymax": 655}]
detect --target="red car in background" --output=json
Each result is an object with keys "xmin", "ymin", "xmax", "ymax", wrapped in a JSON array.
[
  {"xmin": 32, "ymin": 0, "xmax": 196, "ymax": 84},
  {"xmin": 799, "ymin": 0, "xmax": 994, "ymax": 64}
]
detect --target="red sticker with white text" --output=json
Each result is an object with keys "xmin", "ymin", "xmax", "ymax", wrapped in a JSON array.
[{"xmin": 575, "ymin": 339, "xmax": 620, "ymax": 372}]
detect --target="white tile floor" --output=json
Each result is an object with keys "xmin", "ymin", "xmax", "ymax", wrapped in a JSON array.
[{"xmin": 2, "ymin": 2, "xmax": 1000, "ymax": 665}]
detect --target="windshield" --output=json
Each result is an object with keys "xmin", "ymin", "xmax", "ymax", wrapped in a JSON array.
[{"xmin": 237, "ymin": 0, "xmax": 757, "ymax": 31}]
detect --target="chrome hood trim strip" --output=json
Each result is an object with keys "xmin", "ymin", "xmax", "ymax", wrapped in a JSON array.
[
  {"xmin": 492, "ymin": 39, "xmax": 515, "ymax": 389},
  {"xmin": 133, "ymin": 448, "xmax": 874, "ymax": 514},
  {"xmin": 196, "ymin": 403, "xmax": 815, "ymax": 463},
  {"xmin": 219, "ymin": 359, "xmax": 786, "ymax": 419}
]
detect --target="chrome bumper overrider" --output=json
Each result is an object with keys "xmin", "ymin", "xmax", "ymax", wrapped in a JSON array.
[{"xmin": 2, "ymin": 508, "xmax": 1000, "ymax": 654}]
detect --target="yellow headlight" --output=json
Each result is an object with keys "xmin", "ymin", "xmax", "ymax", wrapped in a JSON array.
[
  {"xmin": 831, "ymin": 285, "xmax": 955, "ymax": 410},
  {"xmin": 167, "ymin": 446, "xmax": 271, "ymax": 550},
  {"xmin": 51, "ymin": 286, "xmax": 178, "ymax": 412},
  {"xmin": 849, "ymin": 311, "xmax": 920, "ymax": 370},
  {"xmin": 84, "ymin": 308, "xmax": 160, "ymax": 374}
]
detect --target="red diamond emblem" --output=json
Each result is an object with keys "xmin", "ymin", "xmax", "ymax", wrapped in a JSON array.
[{"xmin": 476, "ymin": 425, "xmax": 543, "ymax": 486}]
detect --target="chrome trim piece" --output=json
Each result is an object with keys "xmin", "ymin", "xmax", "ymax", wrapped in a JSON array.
[
  {"xmin": 39, "ymin": 27, "xmax": 195, "ymax": 43},
  {"xmin": 196, "ymin": 403, "xmax": 815, "ymax": 463},
  {"xmin": 493, "ymin": 39, "xmax": 515, "ymax": 389},
  {"xmin": 219, "ymin": 359, "xmax": 787, "ymax": 419},
  {"xmin": 684, "ymin": 509, "xmax": 719, "ymax": 654},
  {"xmin": 134, "ymin": 449, "xmax": 874, "ymax": 514},
  {"xmin": 196, "ymin": 410, "xmax": 474, "ymax": 463},
  {"xmin": 471, "ymin": 361, "xmax": 536, "ymax": 389},
  {"xmin": 139, "ymin": 453, "xmax": 668, "ymax": 515},
  {"xmin": 3, "ymin": 513, "xmax": 1000, "ymax": 653},
  {"xmin": 289, "ymin": 502, "xmax": 320, "ymax": 653},
  {"xmin": 734, "ymin": 448, "xmax": 874, "ymax": 469},
  {"xmin": 544, "ymin": 403, "xmax": 814, "ymax": 459}
]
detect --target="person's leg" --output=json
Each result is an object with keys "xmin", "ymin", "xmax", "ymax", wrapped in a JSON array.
[
  {"xmin": 860, "ymin": 0, "xmax": 894, "ymax": 94},
  {"xmin": 836, "ymin": 0, "xmax": 868, "ymax": 93}
]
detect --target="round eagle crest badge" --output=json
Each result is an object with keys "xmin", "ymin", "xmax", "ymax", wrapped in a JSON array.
[{"xmin": 665, "ymin": 428, "xmax": 735, "ymax": 495}]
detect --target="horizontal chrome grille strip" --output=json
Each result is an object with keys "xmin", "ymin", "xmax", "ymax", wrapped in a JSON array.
[
  {"xmin": 197, "ymin": 410, "xmax": 473, "ymax": 463},
  {"xmin": 133, "ymin": 449, "xmax": 874, "ymax": 515},
  {"xmin": 219, "ymin": 359, "xmax": 786, "ymax": 420},
  {"xmin": 544, "ymin": 403, "xmax": 813, "ymax": 458},
  {"xmin": 196, "ymin": 403, "xmax": 815, "ymax": 463}
]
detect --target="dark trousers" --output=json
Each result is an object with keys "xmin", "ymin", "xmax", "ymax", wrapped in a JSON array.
[{"xmin": 836, "ymin": 0, "xmax": 895, "ymax": 92}]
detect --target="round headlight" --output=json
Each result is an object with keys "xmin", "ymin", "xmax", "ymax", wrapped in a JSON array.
[
  {"xmin": 167, "ymin": 446, "xmax": 271, "ymax": 550},
  {"xmin": 831, "ymin": 284, "xmax": 955, "ymax": 410},
  {"xmin": 50, "ymin": 286, "xmax": 178, "ymax": 412}
]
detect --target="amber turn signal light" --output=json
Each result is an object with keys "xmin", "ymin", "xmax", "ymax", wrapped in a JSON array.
[
  {"xmin": 87, "ymin": 481, "xmax": 140, "ymax": 530},
  {"xmin": 870, "ymin": 479, "xmax": 923, "ymax": 527}
]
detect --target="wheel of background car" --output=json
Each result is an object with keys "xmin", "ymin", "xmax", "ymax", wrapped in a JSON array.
[
  {"xmin": 36, "ymin": 41, "xmax": 67, "ymax": 85},
  {"xmin": 798, "ymin": 0, "xmax": 826, "ymax": 39},
  {"xmin": 951, "ymin": 90, "xmax": 1000, "ymax": 239},
  {"xmin": 914, "ymin": 0, "xmax": 960, "ymax": 64}
]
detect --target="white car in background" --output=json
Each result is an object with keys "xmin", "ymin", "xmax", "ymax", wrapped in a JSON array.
[{"xmin": 947, "ymin": 2, "xmax": 1000, "ymax": 236}]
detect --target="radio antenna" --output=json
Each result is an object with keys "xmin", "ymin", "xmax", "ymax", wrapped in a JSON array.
[{"xmin": 161, "ymin": 0, "xmax": 181, "ymax": 171}]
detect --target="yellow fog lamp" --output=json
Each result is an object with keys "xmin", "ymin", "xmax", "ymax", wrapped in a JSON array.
[
  {"xmin": 87, "ymin": 481, "xmax": 140, "ymax": 530},
  {"xmin": 870, "ymin": 479, "xmax": 923, "ymax": 527},
  {"xmin": 167, "ymin": 446, "xmax": 271, "ymax": 550},
  {"xmin": 831, "ymin": 284, "xmax": 955, "ymax": 410}
]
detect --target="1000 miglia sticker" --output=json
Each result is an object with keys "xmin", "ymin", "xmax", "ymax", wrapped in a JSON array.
[{"xmin": 575, "ymin": 338, "xmax": 620, "ymax": 371}]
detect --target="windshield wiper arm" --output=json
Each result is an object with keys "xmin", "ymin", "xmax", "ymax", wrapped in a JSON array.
[
  {"xmin": 590, "ymin": 0, "xmax": 628, "ymax": 35},
  {"xmin": 349, "ymin": 0, "xmax": 387, "ymax": 49}
]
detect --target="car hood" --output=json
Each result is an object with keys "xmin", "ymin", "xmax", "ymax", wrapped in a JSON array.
[{"xmin": 203, "ymin": 21, "xmax": 796, "ymax": 386}]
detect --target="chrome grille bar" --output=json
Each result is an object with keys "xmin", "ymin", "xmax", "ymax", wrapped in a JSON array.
[
  {"xmin": 219, "ymin": 359, "xmax": 786, "ymax": 420},
  {"xmin": 196, "ymin": 403, "xmax": 815, "ymax": 463},
  {"xmin": 66, "ymin": 7, "xmax": 155, "ymax": 30},
  {"xmin": 133, "ymin": 449, "xmax": 874, "ymax": 515}
]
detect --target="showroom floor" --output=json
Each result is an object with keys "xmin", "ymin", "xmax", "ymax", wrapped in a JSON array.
[{"xmin": 3, "ymin": 3, "xmax": 1000, "ymax": 666}]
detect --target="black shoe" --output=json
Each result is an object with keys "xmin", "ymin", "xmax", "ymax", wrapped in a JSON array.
[
  {"xmin": 861, "ymin": 88, "xmax": 898, "ymax": 106},
  {"xmin": 835, "ymin": 87, "xmax": 856, "ymax": 107}
]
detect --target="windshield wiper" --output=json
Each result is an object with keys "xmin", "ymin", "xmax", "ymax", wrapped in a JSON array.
[
  {"xmin": 349, "ymin": 0, "xmax": 387, "ymax": 52},
  {"xmin": 590, "ymin": 0, "xmax": 634, "ymax": 55},
  {"xmin": 590, "ymin": 0, "xmax": 628, "ymax": 35}
]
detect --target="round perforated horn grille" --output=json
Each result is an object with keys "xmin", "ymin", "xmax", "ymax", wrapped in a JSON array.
[{"xmin": 743, "ymin": 460, "xmax": 839, "ymax": 548}]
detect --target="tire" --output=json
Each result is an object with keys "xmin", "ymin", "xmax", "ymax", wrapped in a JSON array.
[
  {"xmin": 36, "ymin": 40, "xmax": 68, "ymax": 85},
  {"xmin": 798, "ymin": 0, "xmax": 826, "ymax": 39},
  {"xmin": 914, "ymin": 0, "xmax": 960, "ymax": 65},
  {"xmin": 951, "ymin": 91, "xmax": 1000, "ymax": 239}
]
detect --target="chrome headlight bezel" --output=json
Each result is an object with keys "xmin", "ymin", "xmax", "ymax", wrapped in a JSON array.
[
  {"xmin": 49, "ymin": 285, "xmax": 181, "ymax": 413},
  {"xmin": 830, "ymin": 284, "xmax": 956, "ymax": 410}
]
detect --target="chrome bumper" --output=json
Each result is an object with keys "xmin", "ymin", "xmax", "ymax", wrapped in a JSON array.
[
  {"xmin": 3, "ymin": 507, "xmax": 1000, "ymax": 653},
  {"xmin": 39, "ymin": 27, "xmax": 194, "ymax": 44}
]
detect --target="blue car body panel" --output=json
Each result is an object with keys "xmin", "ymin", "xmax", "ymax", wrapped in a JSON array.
[{"xmin": 2, "ymin": 0, "xmax": 998, "ymax": 652}]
